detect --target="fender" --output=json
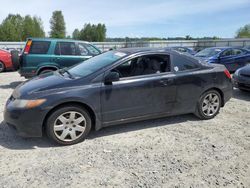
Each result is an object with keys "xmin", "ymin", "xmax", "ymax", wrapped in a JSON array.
[{"xmin": 36, "ymin": 64, "xmax": 60, "ymax": 75}]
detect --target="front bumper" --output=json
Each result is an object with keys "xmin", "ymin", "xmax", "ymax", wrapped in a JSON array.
[{"xmin": 3, "ymin": 97, "xmax": 48, "ymax": 137}]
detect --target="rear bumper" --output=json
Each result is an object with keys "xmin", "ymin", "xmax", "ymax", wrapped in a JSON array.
[{"xmin": 221, "ymin": 83, "xmax": 233, "ymax": 106}]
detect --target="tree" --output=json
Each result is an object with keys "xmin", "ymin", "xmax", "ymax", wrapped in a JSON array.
[
  {"xmin": 49, "ymin": 11, "xmax": 66, "ymax": 38},
  {"xmin": 236, "ymin": 24, "xmax": 250, "ymax": 38},
  {"xmin": 22, "ymin": 16, "xmax": 45, "ymax": 40},
  {"xmin": 76, "ymin": 23, "xmax": 106, "ymax": 42},
  {"xmin": 72, "ymin": 29, "xmax": 80, "ymax": 39},
  {"xmin": 0, "ymin": 14, "xmax": 23, "ymax": 41},
  {"xmin": 0, "ymin": 14, "xmax": 45, "ymax": 41}
]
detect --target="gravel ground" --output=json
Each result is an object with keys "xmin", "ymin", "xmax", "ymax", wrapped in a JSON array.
[{"xmin": 0, "ymin": 71, "xmax": 250, "ymax": 188}]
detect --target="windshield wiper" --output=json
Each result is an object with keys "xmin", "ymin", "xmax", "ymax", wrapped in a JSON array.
[{"xmin": 58, "ymin": 69, "xmax": 75, "ymax": 79}]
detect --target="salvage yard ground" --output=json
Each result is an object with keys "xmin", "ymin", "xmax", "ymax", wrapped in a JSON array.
[{"xmin": 0, "ymin": 72, "xmax": 250, "ymax": 187}]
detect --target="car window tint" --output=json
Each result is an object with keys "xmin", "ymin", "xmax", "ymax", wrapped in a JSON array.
[
  {"xmin": 221, "ymin": 49, "xmax": 233, "ymax": 57},
  {"xmin": 84, "ymin": 44, "xmax": 100, "ymax": 55},
  {"xmin": 178, "ymin": 48, "xmax": 187, "ymax": 52},
  {"xmin": 78, "ymin": 43, "xmax": 89, "ymax": 56},
  {"xmin": 55, "ymin": 42, "xmax": 77, "ymax": 56},
  {"xmin": 29, "ymin": 41, "xmax": 50, "ymax": 54},
  {"xmin": 113, "ymin": 55, "xmax": 171, "ymax": 78},
  {"xmin": 172, "ymin": 55, "xmax": 199, "ymax": 72},
  {"xmin": 233, "ymin": 49, "xmax": 243, "ymax": 55}
]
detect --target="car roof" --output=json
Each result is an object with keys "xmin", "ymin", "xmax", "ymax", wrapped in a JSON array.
[
  {"xmin": 115, "ymin": 47, "xmax": 200, "ymax": 63},
  {"xmin": 116, "ymin": 47, "xmax": 174, "ymax": 55},
  {"xmin": 27, "ymin": 37, "xmax": 90, "ymax": 44},
  {"xmin": 207, "ymin": 47, "xmax": 242, "ymax": 50}
]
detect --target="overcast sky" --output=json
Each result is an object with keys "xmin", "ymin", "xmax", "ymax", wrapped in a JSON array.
[{"xmin": 0, "ymin": 0, "xmax": 250, "ymax": 38}]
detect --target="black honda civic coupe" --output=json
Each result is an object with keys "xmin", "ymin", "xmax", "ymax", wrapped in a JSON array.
[{"xmin": 4, "ymin": 48, "xmax": 232, "ymax": 145}]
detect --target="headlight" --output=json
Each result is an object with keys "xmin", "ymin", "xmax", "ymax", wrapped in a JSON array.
[{"xmin": 12, "ymin": 99, "xmax": 46, "ymax": 109}]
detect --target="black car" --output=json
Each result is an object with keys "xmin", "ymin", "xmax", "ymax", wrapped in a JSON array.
[
  {"xmin": 4, "ymin": 48, "xmax": 232, "ymax": 145},
  {"xmin": 233, "ymin": 64, "xmax": 250, "ymax": 91}
]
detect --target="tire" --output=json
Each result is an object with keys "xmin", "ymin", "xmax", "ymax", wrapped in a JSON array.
[
  {"xmin": 39, "ymin": 69, "xmax": 55, "ymax": 75},
  {"xmin": 11, "ymin": 50, "xmax": 20, "ymax": 71},
  {"xmin": 46, "ymin": 105, "xmax": 92, "ymax": 145},
  {"xmin": 195, "ymin": 90, "xmax": 222, "ymax": 120},
  {"xmin": 0, "ymin": 61, "xmax": 5, "ymax": 73}
]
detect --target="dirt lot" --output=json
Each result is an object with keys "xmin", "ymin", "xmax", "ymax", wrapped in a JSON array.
[{"xmin": 0, "ymin": 71, "xmax": 249, "ymax": 188}]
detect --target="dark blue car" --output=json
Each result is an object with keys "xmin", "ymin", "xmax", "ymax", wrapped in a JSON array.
[{"xmin": 195, "ymin": 47, "xmax": 250, "ymax": 72}]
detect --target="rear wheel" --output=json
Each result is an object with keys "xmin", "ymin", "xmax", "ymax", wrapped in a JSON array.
[
  {"xmin": 39, "ymin": 69, "xmax": 55, "ymax": 75},
  {"xmin": 195, "ymin": 90, "xmax": 221, "ymax": 120},
  {"xmin": 0, "ymin": 61, "xmax": 5, "ymax": 73},
  {"xmin": 46, "ymin": 105, "xmax": 92, "ymax": 145},
  {"xmin": 11, "ymin": 50, "xmax": 20, "ymax": 71}
]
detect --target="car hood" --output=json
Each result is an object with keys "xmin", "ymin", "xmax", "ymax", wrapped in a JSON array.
[{"xmin": 13, "ymin": 72, "xmax": 77, "ymax": 98}]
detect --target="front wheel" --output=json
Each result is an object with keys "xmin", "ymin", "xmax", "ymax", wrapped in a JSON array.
[
  {"xmin": 0, "ymin": 61, "xmax": 5, "ymax": 73},
  {"xmin": 46, "ymin": 105, "xmax": 92, "ymax": 145},
  {"xmin": 195, "ymin": 90, "xmax": 222, "ymax": 120}
]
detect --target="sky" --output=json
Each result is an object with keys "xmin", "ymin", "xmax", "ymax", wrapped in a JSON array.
[{"xmin": 0, "ymin": 0, "xmax": 250, "ymax": 38}]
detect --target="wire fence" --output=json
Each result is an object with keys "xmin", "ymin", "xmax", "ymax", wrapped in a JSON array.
[{"xmin": 1, "ymin": 38, "xmax": 250, "ymax": 52}]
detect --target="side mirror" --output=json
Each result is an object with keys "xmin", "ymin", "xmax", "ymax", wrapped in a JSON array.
[{"xmin": 104, "ymin": 71, "xmax": 120, "ymax": 84}]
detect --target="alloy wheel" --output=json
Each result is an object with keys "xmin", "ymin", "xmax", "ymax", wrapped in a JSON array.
[{"xmin": 201, "ymin": 93, "xmax": 220, "ymax": 117}]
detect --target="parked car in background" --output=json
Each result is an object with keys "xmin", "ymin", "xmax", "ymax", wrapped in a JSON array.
[
  {"xmin": 11, "ymin": 38, "xmax": 102, "ymax": 78},
  {"xmin": 233, "ymin": 64, "xmax": 250, "ymax": 91},
  {"xmin": 195, "ymin": 47, "xmax": 250, "ymax": 72},
  {"xmin": 171, "ymin": 47, "xmax": 196, "ymax": 55},
  {"xmin": 0, "ymin": 49, "xmax": 13, "ymax": 73},
  {"xmin": 244, "ymin": 46, "xmax": 250, "ymax": 51},
  {"xmin": 4, "ymin": 48, "xmax": 232, "ymax": 145}
]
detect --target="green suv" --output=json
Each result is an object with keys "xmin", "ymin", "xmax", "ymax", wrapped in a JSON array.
[{"xmin": 16, "ymin": 38, "xmax": 101, "ymax": 78}]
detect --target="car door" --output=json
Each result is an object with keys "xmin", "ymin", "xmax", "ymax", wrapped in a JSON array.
[
  {"xmin": 219, "ymin": 49, "xmax": 236, "ymax": 71},
  {"xmin": 52, "ymin": 42, "xmax": 86, "ymax": 68},
  {"xmin": 232, "ymin": 48, "xmax": 249, "ymax": 69},
  {"xmin": 170, "ymin": 54, "xmax": 205, "ymax": 114},
  {"xmin": 100, "ymin": 54, "xmax": 177, "ymax": 124}
]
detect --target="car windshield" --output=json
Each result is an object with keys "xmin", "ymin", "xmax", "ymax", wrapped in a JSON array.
[
  {"xmin": 67, "ymin": 51, "xmax": 127, "ymax": 78},
  {"xmin": 196, "ymin": 48, "xmax": 222, "ymax": 57}
]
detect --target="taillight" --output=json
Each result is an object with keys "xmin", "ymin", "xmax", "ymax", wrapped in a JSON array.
[
  {"xmin": 224, "ymin": 69, "xmax": 231, "ymax": 79},
  {"xmin": 24, "ymin": 40, "xmax": 32, "ymax": 54}
]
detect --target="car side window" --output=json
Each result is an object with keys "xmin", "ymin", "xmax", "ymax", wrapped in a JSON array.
[
  {"xmin": 177, "ymin": 48, "xmax": 187, "ymax": 52},
  {"xmin": 112, "ymin": 54, "xmax": 171, "ymax": 78},
  {"xmin": 55, "ymin": 42, "xmax": 77, "ymax": 56},
  {"xmin": 172, "ymin": 55, "xmax": 199, "ymax": 72},
  {"xmin": 78, "ymin": 43, "xmax": 89, "ymax": 56},
  {"xmin": 84, "ymin": 44, "xmax": 100, "ymax": 55},
  {"xmin": 233, "ymin": 49, "xmax": 243, "ymax": 55},
  {"xmin": 221, "ymin": 49, "xmax": 233, "ymax": 57},
  {"xmin": 29, "ymin": 41, "xmax": 51, "ymax": 54}
]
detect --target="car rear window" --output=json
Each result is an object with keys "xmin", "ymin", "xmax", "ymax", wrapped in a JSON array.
[{"xmin": 29, "ymin": 41, "xmax": 50, "ymax": 54}]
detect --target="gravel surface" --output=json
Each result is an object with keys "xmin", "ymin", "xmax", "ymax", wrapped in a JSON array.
[{"xmin": 0, "ymin": 71, "xmax": 250, "ymax": 188}]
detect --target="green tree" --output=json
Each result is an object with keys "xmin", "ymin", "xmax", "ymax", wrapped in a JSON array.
[
  {"xmin": 77, "ymin": 23, "xmax": 106, "ymax": 42},
  {"xmin": 49, "ymin": 10, "xmax": 66, "ymax": 38},
  {"xmin": 72, "ymin": 29, "xmax": 80, "ymax": 39},
  {"xmin": 22, "ymin": 16, "xmax": 45, "ymax": 40},
  {"xmin": 32, "ymin": 16, "xmax": 45, "ymax": 38},
  {"xmin": 236, "ymin": 24, "xmax": 250, "ymax": 38},
  {"xmin": 0, "ymin": 14, "xmax": 23, "ymax": 41}
]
